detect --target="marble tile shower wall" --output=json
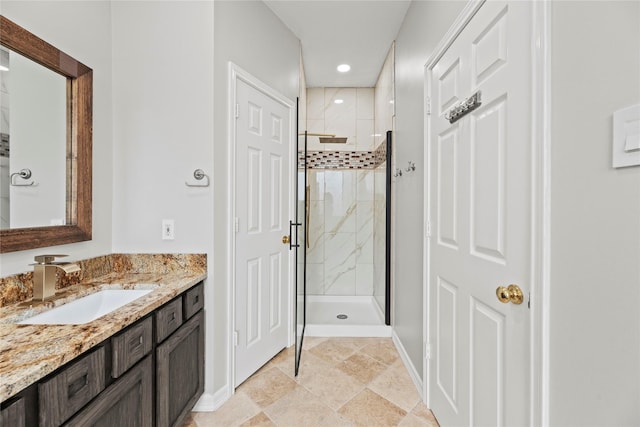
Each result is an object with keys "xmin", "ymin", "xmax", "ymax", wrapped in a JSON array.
[
  {"xmin": 306, "ymin": 87, "xmax": 375, "ymax": 151},
  {"xmin": 304, "ymin": 87, "xmax": 378, "ymax": 296},
  {"xmin": 306, "ymin": 168, "xmax": 380, "ymax": 296}
]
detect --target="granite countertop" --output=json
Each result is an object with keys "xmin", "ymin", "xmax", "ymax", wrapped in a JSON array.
[{"xmin": 0, "ymin": 254, "xmax": 206, "ymax": 402}]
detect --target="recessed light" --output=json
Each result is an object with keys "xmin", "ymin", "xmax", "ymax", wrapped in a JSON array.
[
  {"xmin": 337, "ymin": 64, "xmax": 351, "ymax": 73},
  {"xmin": 334, "ymin": 99, "xmax": 344, "ymax": 104}
]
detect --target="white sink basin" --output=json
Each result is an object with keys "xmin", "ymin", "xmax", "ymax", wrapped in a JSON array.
[{"xmin": 18, "ymin": 289, "xmax": 153, "ymax": 325}]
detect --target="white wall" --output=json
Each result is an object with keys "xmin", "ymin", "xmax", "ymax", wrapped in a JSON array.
[
  {"xmin": 110, "ymin": 0, "xmax": 215, "ymax": 406},
  {"xmin": 549, "ymin": 2, "xmax": 640, "ymax": 425},
  {"xmin": 0, "ymin": 0, "xmax": 113, "ymax": 276},
  {"xmin": 213, "ymin": 0, "xmax": 299, "ymax": 396},
  {"xmin": 393, "ymin": 0, "xmax": 465, "ymax": 380}
]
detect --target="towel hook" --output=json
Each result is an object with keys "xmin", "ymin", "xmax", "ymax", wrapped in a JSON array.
[
  {"xmin": 185, "ymin": 169, "xmax": 210, "ymax": 187},
  {"xmin": 10, "ymin": 168, "xmax": 37, "ymax": 186},
  {"xmin": 405, "ymin": 161, "xmax": 416, "ymax": 173}
]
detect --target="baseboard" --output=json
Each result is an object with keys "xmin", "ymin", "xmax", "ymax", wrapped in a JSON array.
[
  {"xmin": 193, "ymin": 386, "xmax": 231, "ymax": 412},
  {"xmin": 392, "ymin": 329, "xmax": 424, "ymax": 400}
]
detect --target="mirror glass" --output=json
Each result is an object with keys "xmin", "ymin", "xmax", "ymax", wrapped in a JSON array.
[
  {"xmin": 0, "ymin": 47, "xmax": 67, "ymax": 229},
  {"xmin": 0, "ymin": 15, "xmax": 92, "ymax": 253}
]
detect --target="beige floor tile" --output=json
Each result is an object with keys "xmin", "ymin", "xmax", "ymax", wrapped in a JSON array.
[
  {"xmin": 398, "ymin": 413, "xmax": 437, "ymax": 426},
  {"xmin": 189, "ymin": 338, "xmax": 436, "ymax": 427},
  {"xmin": 368, "ymin": 362, "xmax": 421, "ymax": 412},
  {"xmin": 331, "ymin": 337, "xmax": 378, "ymax": 350},
  {"xmin": 238, "ymin": 367, "xmax": 298, "ymax": 408},
  {"xmin": 193, "ymin": 391, "xmax": 260, "ymax": 427},
  {"xmin": 265, "ymin": 346, "xmax": 297, "ymax": 377},
  {"xmin": 238, "ymin": 412, "xmax": 277, "ymax": 427},
  {"xmin": 338, "ymin": 388, "xmax": 407, "ymax": 427},
  {"xmin": 301, "ymin": 336, "xmax": 328, "ymax": 349},
  {"xmin": 360, "ymin": 338, "xmax": 400, "ymax": 366},
  {"xmin": 298, "ymin": 365, "xmax": 366, "ymax": 410},
  {"xmin": 337, "ymin": 352, "xmax": 387, "ymax": 384},
  {"xmin": 309, "ymin": 339, "xmax": 359, "ymax": 365},
  {"xmin": 264, "ymin": 385, "xmax": 346, "ymax": 427},
  {"xmin": 410, "ymin": 402, "xmax": 440, "ymax": 426},
  {"xmin": 181, "ymin": 413, "xmax": 197, "ymax": 427}
]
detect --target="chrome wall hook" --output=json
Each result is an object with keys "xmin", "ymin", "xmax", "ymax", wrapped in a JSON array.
[
  {"xmin": 185, "ymin": 169, "xmax": 210, "ymax": 187},
  {"xmin": 10, "ymin": 168, "xmax": 37, "ymax": 186},
  {"xmin": 393, "ymin": 168, "xmax": 403, "ymax": 178},
  {"xmin": 405, "ymin": 161, "xmax": 416, "ymax": 173}
]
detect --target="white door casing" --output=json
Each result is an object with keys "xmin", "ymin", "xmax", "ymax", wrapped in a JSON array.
[
  {"xmin": 425, "ymin": 1, "xmax": 544, "ymax": 425},
  {"xmin": 230, "ymin": 65, "xmax": 295, "ymax": 387}
]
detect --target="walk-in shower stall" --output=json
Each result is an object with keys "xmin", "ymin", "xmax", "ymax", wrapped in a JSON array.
[{"xmin": 296, "ymin": 130, "xmax": 392, "ymax": 342}]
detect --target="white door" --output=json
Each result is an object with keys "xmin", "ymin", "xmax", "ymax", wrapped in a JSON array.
[
  {"xmin": 427, "ymin": 2, "xmax": 532, "ymax": 426},
  {"xmin": 235, "ymin": 77, "xmax": 290, "ymax": 386}
]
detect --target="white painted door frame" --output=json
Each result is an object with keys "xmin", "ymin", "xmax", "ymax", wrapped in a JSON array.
[
  {"xmin": 422, "ymin": 1, "xmax": 551, "ymax": 425},
  {"xmin": 227, "ymin": 62, "xmax": 296, "ymax": 391}
]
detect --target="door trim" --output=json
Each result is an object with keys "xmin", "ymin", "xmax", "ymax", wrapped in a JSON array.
[
  {"xmin": 422, "ymin": 1, "xmax": 551, "ymax": 425},
  {"xmin": 227, "ymin": 62, "xmax": 296, "ymax": 392}
]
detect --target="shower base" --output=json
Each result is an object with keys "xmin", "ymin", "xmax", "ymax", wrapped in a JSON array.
[{"xmin": 305, "ymin": 295, "xmax": 392, "ymax": 337}]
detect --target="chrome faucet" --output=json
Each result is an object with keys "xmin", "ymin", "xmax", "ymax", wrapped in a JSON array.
[{"xmin": 31, "ymin": 255, "xmax": 81, "ymax": 301}]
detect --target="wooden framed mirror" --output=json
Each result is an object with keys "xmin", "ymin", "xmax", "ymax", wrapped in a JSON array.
[{"xmin": 0, "ymin": 16, "xmax": 92, "ymax": 253}]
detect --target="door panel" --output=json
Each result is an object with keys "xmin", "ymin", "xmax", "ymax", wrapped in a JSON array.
[
  {"xmin": 428, "ymin": 2, "xmax": 532, "ymax": 425},
  {"xmin": 235, "ymin": 79, "xmax": 290, "ymax": 386},
  {"xmin": 294, "ymin": 130, "xmax": 308, "ymax": 376}
]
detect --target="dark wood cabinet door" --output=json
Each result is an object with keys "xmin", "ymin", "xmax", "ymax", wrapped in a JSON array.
[
  {"xmin": 156, "ymin": 310, "xmax": 204, "ymax": 427},
  {"xmin": 64, "ymin": 356, "xmax": 153, "ymax": 427},
  {"xmin": 39, "ymin": 347, "xmax": 105, "ymax": 427},
  {"xmin": 0, "ymin": 397, "xmax": 25, "ymax": 427}
]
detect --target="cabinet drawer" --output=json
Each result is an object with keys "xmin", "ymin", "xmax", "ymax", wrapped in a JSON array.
[
  {"xmin": 39, "ymin": 347, "xmax": 105, "ymax": 427},
  {"xmin": 65, "ymin": 356, "xmax": 153, "ymax": 427},
  {"xmin": 156, "ymin": 298, "xmax": 183, "ymax": 343},
  {"xmin": 183, "ymin": 283, "xmax": 204, "ymax": 319},
  {"xmin": 1, "ymin": 396, "xmax": 25, "ymax": 427},
  {"xmin": 112, "ymin": 316, "xmax": 153, "ymax": 378}
]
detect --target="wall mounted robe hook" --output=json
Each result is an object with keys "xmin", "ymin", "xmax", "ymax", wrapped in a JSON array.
[
  {"xmin": 393, "ymin": 168, "xmax": 403, "ymax": 177},
  {"xmin": 10, "ymin": 168, "xmax": 37, "ymax": 186},
  {"xmin": 185, "ymin": 169, "xmax": 210, "ymax": 187},
  {"xmin": 405, "ymin": 161, "xmax": 416, "ymax": 173}
]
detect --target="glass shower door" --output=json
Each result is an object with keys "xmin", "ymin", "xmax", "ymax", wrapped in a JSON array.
[{"xmin": 294, "ymin": 130, "xmax": 308, "ymax": 376}]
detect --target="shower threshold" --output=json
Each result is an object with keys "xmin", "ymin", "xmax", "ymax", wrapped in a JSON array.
[{"xmin": 305, "ymin": 295, "xmax": 392, "ymax": 337}]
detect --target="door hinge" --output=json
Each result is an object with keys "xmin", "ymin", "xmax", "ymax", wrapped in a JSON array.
[
  {"xmin": 425, "ymin": 97, "xmax": 431, "ymax": 116},
  {"xmin": 425, "ymin": 343, "xmax": 432, "ymax": 360},
  {"xmin": 233, "ymin": 330, "xmax": 239, "ymax": 347},
  {"xmin": 235, "ymin": 103, "xmax": 239, "ymax": 119},
  {"xmin": 234, "ymin": 217, "xmax": 239, "ymax": 233},
  {"xmin": 528, "ymin": 292, "xmax": 531, "ymax": 309},
  {"xmin": 425, "ymin": 220, "xmax": 432, "ymax": 238}
]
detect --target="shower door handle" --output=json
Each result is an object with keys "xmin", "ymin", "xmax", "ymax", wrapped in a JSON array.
[{"xmin": 288, "ymin": 220, "xmax": 300, "ymax": 250}]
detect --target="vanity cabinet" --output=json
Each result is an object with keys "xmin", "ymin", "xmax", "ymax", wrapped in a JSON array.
[
  {"xmin": 0, "ymin": 281, "xmax": 204, "ymax": 427},
  {"xmin": 0, "ymin": 397, "xmax": 26, "ymax": 427},
  {"xmin": 156, "ymin": 311, "xmax": 204, "ymax": 427},
  {"xmin": 65, "ymin": 356, "xmax": 153, "ymax": 427}
]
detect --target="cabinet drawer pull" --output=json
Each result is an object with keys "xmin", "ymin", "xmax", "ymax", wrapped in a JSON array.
[
  {"xmin": 170, "ymin": 312, "xmax": 176, "ymax": 322},
  {"xmin": 184, "ymin": 282, "xmax": 204, "ymax": 319},
  {"xmin": 112, "ymin": 316, "xmax": 152, "ymax": 379},
  {"xmin": 67, "ymin": 374, "xmax": 88, "ymax": 398},
  {"xmin": 128, "ymin": 333, "xmax": 144, "ymax": 351}
]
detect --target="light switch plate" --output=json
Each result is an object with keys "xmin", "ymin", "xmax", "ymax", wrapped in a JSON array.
[{"xmin": 613, "ymin": 103, "xmax": 640, "ymax": 168}]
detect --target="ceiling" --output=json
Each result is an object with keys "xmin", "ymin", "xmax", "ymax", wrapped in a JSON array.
[{"xmin": 263, "ymin": 0, "xmax": 411, "ymax": 88}]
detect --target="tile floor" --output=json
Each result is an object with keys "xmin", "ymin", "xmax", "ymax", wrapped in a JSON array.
[{"xmin": 183, "ymin": 337, "xmax": 440, "ymax": 426}]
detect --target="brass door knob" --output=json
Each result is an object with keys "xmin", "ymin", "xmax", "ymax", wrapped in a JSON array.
[
  {"xmin": 496, "ymin": 284, "xmax": 524, "ymax": 305},
  {"xmin": 282, "ymin": 235, "xmax": 290, "ymax": 244}
]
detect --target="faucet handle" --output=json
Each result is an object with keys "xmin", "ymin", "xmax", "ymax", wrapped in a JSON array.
[{"xmin": 34, "ymin": 254, "xmax": 69, "ymax": 264}]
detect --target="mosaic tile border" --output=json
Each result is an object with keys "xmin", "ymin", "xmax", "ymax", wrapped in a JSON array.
[{"xmin": 299, "ymin": 140, "xmax": 387, "ymax": 170}]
